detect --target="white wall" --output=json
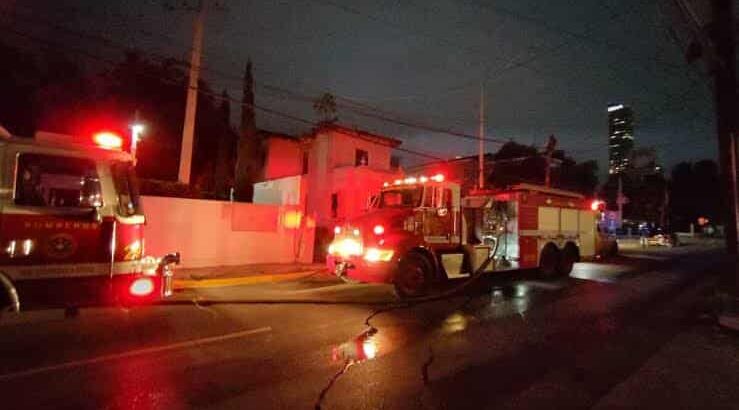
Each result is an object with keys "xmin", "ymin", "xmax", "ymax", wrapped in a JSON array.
[
  {"xmin": 253, "ymin": 175, "xmax": 303, "ymax": 205},
  {"xmin": 141, "ymin": 196, "xmax": 314, "ymax": 269}
]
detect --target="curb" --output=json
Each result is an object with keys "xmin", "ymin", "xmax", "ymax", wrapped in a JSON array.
[{"xmin": 173, "ymin": 270, "xmax": 324, "ymax": 290}]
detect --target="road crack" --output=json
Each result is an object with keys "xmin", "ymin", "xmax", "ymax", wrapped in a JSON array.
[{"xmin": 314, "ymin": 361, "xmax": 354, "ymax": 410}]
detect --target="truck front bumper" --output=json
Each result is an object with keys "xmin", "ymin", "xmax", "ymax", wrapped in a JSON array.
[
  {"xmin": 327, "ymin": 255, "xmax": 397, "ymax": 284},
  {"xmin": 115, "ymin": 252, "xmax": 180, "ymax": 303}
]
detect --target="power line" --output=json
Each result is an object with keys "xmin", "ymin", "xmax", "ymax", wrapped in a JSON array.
[
  {"xmin": 0, "ymin": 7, "xmax": 486, "ymax": 148},
  {"xmin": 460, "ymin": 0, "xmax": 690, "ymax": 75},
  {"xmin": 0, "ymin": 25, "xmax": 448, "ymax": 163}
]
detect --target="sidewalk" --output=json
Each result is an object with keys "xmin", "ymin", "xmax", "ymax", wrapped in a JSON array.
[
  {"xmin": 173, "ymin": 263, "xmax": 328, "ymax": 290},
  {"xmin": 717, "ymin": 260, "xmax": 739, "ymax": 331},
  {"xmin": 593, "ymin": 323, "xmax": 739, "ymax": 409}
]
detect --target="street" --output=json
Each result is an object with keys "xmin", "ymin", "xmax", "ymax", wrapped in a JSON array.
[{"xmin": 1, "ymin": 243, "xmax": 737, "ymax": 410}]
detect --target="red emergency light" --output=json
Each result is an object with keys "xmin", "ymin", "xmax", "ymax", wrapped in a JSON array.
[
  {"xmin": 590, "ymin": 200, "xmax": 605, "ymax": 212},
  {"xmin": 93, "ymin": 131, "xmax": 124, "ymax": 150}
]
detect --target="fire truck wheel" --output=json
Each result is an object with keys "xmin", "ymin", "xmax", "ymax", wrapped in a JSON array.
[
  {"xmin": 539, "ymin": 243, "xmax": 561, "ymax": 279},
  {"xmin": 394, "ymin": 253, "xmax": 432, "ymax": 298},
  {"xmin": 558, "ymin": 243, "xmax": 579, "ymax": 276}
]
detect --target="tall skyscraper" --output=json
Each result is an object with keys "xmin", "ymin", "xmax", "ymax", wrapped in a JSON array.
[{"xmin": 607, "ymin": 104, "xmax": 634, "ymax": 174}]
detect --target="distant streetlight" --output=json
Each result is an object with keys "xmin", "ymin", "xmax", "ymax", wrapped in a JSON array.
[{"xmin": 130, "ymin": 123, "xmax": 144, "ymax": 165}]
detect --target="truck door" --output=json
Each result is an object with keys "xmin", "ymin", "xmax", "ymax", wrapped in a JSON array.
[
  {"xmin": 423, "ymin": 186, "xmax": 453, "ymax": 243},
  {"xmin": 0, "ymin": 152, "xmax": 114, "ymax": 296}
]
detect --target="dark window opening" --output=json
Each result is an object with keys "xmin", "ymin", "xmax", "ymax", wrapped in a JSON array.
[
  {"xmin": 390, "ymin": 155, "xmax": 400, "ymax": 169},
  {"xmin": 302, "ymin": 151, "xmax": 309, "ymax": 175},
  {"xmin": 355, "ymin": 149, "xmax": 369, "ymax": 166},
  {"xmin": 331, "ymin": 193, "xmax": 339, "ymax": 218}
]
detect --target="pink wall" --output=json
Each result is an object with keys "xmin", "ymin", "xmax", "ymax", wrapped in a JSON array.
[
  {"xmin": 263, "ymin": 138, "xmax": 303, "ymax": 180},
  {"xmin": 329, "ymin": 130, "xmax": 392, "ymax": 169},
  {"xmin": 141, "ymin": 196, "xmax": 314, "ymax": 268}
]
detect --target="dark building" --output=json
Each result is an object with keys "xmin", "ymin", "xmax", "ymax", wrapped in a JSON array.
[{"xmin": 607, "ymin": 104, "xmax": 634, "ymax": 175}]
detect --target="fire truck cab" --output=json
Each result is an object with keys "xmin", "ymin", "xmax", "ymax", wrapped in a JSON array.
[
  {"xmin": 327, "ymin": 175, "xmax": 617, "ymax": 297},
  {"xmin": 0, "ymin": 131, "xmax": 179, "ymax": 313}
]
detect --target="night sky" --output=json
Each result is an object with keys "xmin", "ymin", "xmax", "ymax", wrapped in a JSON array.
[{"xmin": 2, "ymin": 0, "xmax": 724, "ymax": 177}]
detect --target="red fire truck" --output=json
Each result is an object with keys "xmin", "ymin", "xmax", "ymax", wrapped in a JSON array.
[
  {"xmin": 327, "ymin": 174, "xmax": 617, "ymax": 297},
  {"xmin": 0, "ymin": 130, "xmax": 179, "ymax": 313}
]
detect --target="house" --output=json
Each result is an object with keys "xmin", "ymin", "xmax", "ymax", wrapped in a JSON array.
[{"xmin": 254, "ymin": 123, "xmax": 403, "ymax": 231}]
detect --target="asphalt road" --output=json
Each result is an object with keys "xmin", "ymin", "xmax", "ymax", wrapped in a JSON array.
[{"xmin": 0, "ymin": 243, "xmax": 734, "ymax": 410}]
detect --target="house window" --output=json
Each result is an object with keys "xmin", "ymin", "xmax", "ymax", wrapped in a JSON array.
[
  {"xmin": 331, "ymin": 193, "xmax": 339, "ymax": 218},
  {"xmin": 355, "ymin": 149, "xmax": 369, "ymax": 166},
  {"xmin": 390, "ymin": 155, "xmax": 400, "ymax": 170},
  {"xmin": 302, "ymin": 151, "xmax": 309, "ymax": 175}
]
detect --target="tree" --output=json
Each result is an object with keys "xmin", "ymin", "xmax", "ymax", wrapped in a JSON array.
[
  {"xmin": 213, "ymin": 90, "xmax": 238, "ymax": 199},
  {"xmin": 487, "ymin": 141, "xmax": 599, "ymax": 196},
  {"xmin": 669, "ymin": 160, "xmax": 723, "ymax": 231},
  {"xmin": 313, "ymin": 92, "xmax": 338, "ymax": 123},
  {"xmin": 0, "ymin": 42, "xmax": 42, "ymax": 136},
  {"xmin": 233, "ymin": 60, "xmax": 262, "ymax": 202}
]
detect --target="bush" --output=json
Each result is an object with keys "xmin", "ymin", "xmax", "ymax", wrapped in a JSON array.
[{"xmin": 139, "ymin": 178, "xmax": 208, "ymax": 199}]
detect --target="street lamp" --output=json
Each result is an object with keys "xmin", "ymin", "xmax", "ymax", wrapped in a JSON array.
[{"xmin": 130, "ymin": 123, "xmax": 144, "ymax": 165}]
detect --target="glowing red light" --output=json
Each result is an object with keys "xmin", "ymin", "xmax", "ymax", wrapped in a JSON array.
[
  {"xmin": 129, "ymin": 277, "xmax": 155, "ymax": 296},
  {"xmin": 591, "ymin": 200, "xmax": 603, "ymax": 211},
  {"xmin": 373, "ymin": 225, "xmax": 384, "ymax": 235},
  {"xmin": 334, "ymin": 226, "xmax": 342, "ymax": 234},
  {"xmin": 431, "ymin": 173, "xmax": 445, "ymax": 182},
  {"xmin": 93, "ymin": 131, "xmax": 123, "ymax": 150}
]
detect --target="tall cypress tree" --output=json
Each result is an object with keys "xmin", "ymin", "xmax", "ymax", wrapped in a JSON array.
[{"xmin": 234, "ymin": 60, "xmax": 259, "ymax": 201}]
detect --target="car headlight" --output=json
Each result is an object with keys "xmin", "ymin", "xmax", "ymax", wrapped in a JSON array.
[{"xmin": 363, "ymin": 247, "xmax": 394, "ymax": 262}]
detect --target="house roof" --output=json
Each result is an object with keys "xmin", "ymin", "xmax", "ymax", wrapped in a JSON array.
[{"xmin": 314, "ymin": 123, "xmax": 403, "ymax": 148}]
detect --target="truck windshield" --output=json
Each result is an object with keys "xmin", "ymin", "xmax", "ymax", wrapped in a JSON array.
[
  {"xmin": 15, "ymin": 153, "xmax": 101, "ymax": 208},
  {"xmin": 378, "ymin": 187, "xmax": 423, "ymax": 208},
  {"xmin": 111, "ymin": 161, "xmax": 142, "ymax": 216}
]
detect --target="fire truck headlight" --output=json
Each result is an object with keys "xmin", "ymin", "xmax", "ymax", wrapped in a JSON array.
[
  {"xmin": 364, "ymin": 248, "xmax": 394, "ymax": 262},
  {"xmin": 339, "ymin": 239, "xmax": 362, "ymax": 257},
  {"xmin": 329, "ymin": 239, "xmax": 363, "ymax": 257},
  {"xmin": 373, "ymin": 225, "xmax": 385, "ymax": 235}
]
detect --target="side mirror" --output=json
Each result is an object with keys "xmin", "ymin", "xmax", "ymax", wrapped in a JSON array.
[
  {"xmin": 365, "ymin": 195, "xmax": 378, "ymax": 211},
  {"xmin": 80, "ymin": 177, "xmax": 102, "ymax": 209}
]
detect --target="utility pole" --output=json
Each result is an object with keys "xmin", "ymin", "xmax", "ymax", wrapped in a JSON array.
[
  {"xmin": 177, "ymin": 0, "xmax": 206, "ymax": 184},
  {"xmin": 478, "ymin": 84, "xmax": 485, "ymax": 190},
  {"xmin": 709, "ymin": 0, "xmax": 738, "ymax": 255},
  {"xmin": 544, "ymin": 134, "xmax": 557, "ymax": 187}
]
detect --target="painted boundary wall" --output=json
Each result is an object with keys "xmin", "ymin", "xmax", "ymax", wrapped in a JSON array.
[{"xmin": 141, "ymin": 196, "xmax": 314, "ymax": 268}]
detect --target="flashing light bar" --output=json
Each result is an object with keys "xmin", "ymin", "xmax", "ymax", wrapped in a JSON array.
[
  {"xmin": 607, "ymin": 104, "xmax": 624, "ymax": 112},
  {"xmin": 384, "ymin": 174, "xmax": 446, "ymax": 188},
  {"xmin": 93, "ymin": 131, "xmax": 124, "ymax": 150}
]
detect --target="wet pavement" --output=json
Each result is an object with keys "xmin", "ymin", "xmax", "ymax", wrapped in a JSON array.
[{"xmin": 0, "ymin": 243, "xmax": 736, "ymax": 409}]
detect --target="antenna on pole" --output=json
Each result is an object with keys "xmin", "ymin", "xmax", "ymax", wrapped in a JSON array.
[{"xmin": 478, "ymin": 83, "xmax": 485, "ymax": 190}]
